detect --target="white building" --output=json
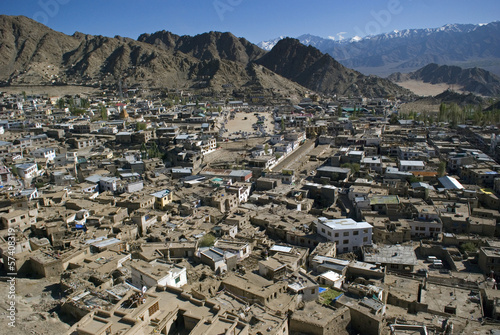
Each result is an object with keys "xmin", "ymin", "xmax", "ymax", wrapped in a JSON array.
[
  {"xmin": 270, "ymin": 134, "xmax": 284, "ymax": 145},
  {"xmin": 226, "ymin": 183, "xmax": 251, "ymax": 203},
  {"xmin": 399, "ymin": 160, "xmax": 425, "ymax": 171},
  {"xmin": 32, "ymin": 148, "xmax": 56, "ymax": 161},
  {"xmin": 19, "ymin": 188, "xmax": 38, "ymax": 200},
  {"xmin": 316, "ymin": 217, "xmax": 373, "ymax": 253},
  {"xmin": 409, "ymin": 220, "xmax": 442, "ymax": 238},
  {"xmin": 284, "ymin": 131, "xmax": 306, "ymax": 143},
  {"xmin": 361, "ymin": 156, "xmax": 383, "ymax": 173},
  {"xmin": 99, "ymin": 176, "xmax": 119, "ymax": 192},
  {"xmin": 318, "ymin": 271, "xmax": 344, "ymax": 289},
  {"xmin": 274, "ymin": 142, "xmax": 293, "ymax": 154},
  {"xmin": 130, "ymin": 259, "xmax": 187, "ymax": 289},
  {"xmin": 200, "ymin": 138, "xmax": 217, "ymax": 155},
  {"xmin": 15, "ymin": 163, "xmax": 38, "ymax": 179},
  {"xmin": 55, "ymin": 152, "xmax": 78, "ymax": 166}
]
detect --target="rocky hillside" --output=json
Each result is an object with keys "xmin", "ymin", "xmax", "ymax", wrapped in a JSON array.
[
  {"xmin": 0, "ymin": 15, "xmax": 80, "ymax": 84},
  {"xmin": 0, "ymin": 15, "xmax": 411, "ymax": 98},
  {"xmin": 388, "ymin": 63, "xmax": 500, "ymax": 96},
  {"xmin": 138, "ymin": 31, "xmax": 266, "ymax": 64},
  {"xmin": 415, "ymin": 90, "xmax": 485, "ymax": 106},
  {"xmin": 0, "ymin": 15, "xmax": 308, "ymax": 95},
  {"xmin": 256, "ymin": 38, "xmax": 413, "ymax": 97}
]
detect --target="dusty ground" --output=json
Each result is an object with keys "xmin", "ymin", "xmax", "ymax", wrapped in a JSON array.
[
  {"xmin": 1, "ymin": 85, "xmax": 99, "ymax": 96},
  {"xmin": 0, "ymin": 277, "xmax": 73, "ymax": 335},
  {"xmin": 224, "ymin": 110, "xmax": 274, "ymax": 138},
  {"xmin": 397, "ymin": 80, "xmax": 464, "ymax": 97},
  {"xmin": 204, "ymin": 110, "xmax": 275, "ymax": 167},
  {"xmin": 204, "ymin": 136, "xmax": 268, "ymax": 167}
]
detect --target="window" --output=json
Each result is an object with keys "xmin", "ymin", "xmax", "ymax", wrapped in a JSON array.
[
  {"xmin": 321, "ymin": 228, "xmax": 325, "ymax": 233},
  {"xmin": 175, "ymin": 276, "xmax": 181, "ymax": 284},
  {"xmin": 363, "ymin": 237, "xmax": 368, "ymax": 242},
  {"xmin": 311, "ymin": 289, "xmax": 315, "ymax": 294},
  {"xmin": 343, "ymin": 239, "xmax": 349, "ymax": 244},
  {"xmin": 343, "ymin": 247, "xmax": 348, "ymax": 252},
  {"xmin": 327, "ymin": 231, "xmax": 331, "ymax": 236},
  {"xmin": 363, "ymin": 229, "xmax": 368, "ymax": 234},
  {"xmin": 343, "ymin": 232, "xmax": 349, "ymax": 236},
  {"xmin": 335, "ymin": 233, "xmax": 339, "ymax": 237},
  {"xmin": 353, "ymin": 231, "xmax": 359, "ymax": 236}
]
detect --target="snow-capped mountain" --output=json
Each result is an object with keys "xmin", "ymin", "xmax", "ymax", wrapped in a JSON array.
[
  {"xmin": 257, "ymin": 36, "xmax": 285, "ymax": 51},
  {"xmin": 258, "ymin": 21, "xmax": 500, "ymax": 76}
]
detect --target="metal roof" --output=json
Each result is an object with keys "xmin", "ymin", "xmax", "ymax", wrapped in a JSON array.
[
  {"xmin": 438, "ymin": 176, "xmax": 464, "ymax": 190},
  {"xmin": 270, "ymin": 245, "xmax": 292, "ymax": 253}
]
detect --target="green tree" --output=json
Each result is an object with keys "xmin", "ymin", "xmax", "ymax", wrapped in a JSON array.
[
  {"xmin": 199, "ymin": 233, "xmax": 216, "ymax": 247},
  {"xmin": 460, "ymin": 242, "xmax": 477, "ymax": 254},
  {"xmin": 10, "ymin": 165, "xmax": 18, "ymax": 177},
  {"xmin": 147, "ymin": 141, "xmax": 161, "ymax": 158},
  {"xmin": 140, "ymin": 142, "xmax": 148, "ymax": 159},
  {"xmin": 389, "ymin": 113, "xmax": 399, "ymax": 125},
  {"xmin": 438, "ymin": 103, "xmax": 448, "ymax": 123},
  {"xmin": 341, "ymin": 163, "xmax": 360, "ymax": 174},
  {"xmin": 56, "ymin": 98, "xmax": 65, "ymax": 109},
  {"xmin": 137, "ymin": 122, "xmax": 147, "ymax": 131},
  {"xmin": 80, "ymin": 98, "xmax": 90, "ymax": 108},
  {"xmin": 99, "ymin": 104, "xmax": 108, "ymax": 120},
  {"xmin": 437, "ymin": 161, "xmax": 446, "ymax": 177},
  {"xmin": 70, "ymin": 108, "xmax": 86, "ymax": 116},
  {"xmin": 448, "ymin": 103, "xmax": 463, "ymax": 127}
]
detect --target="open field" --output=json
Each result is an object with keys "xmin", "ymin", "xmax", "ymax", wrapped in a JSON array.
[
  {"xmin": 203, "ymin": 136, "xmax": 268, "ymax": 167},
  {"xmin": 224, "ymin": 110, "xmax": 274, "ymax": 138}
]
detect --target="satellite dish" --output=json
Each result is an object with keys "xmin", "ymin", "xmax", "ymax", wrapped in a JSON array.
[
  {"xmin": 142, "ymin": 298, "xmax": 146, "ymax": 304},
  {"xmin": 142, "ymin": 286, "xmax": 147, "ymax": 293}
]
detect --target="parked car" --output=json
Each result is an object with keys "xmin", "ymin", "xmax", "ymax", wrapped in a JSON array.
[
  {"xmin": 432, "ymin": 260, "xmax": 443, "ymax": 268},
  {"xmin": 417, "ymin": 268, "xmax": 428, "ymax": 275},
  {"xmin": 427, "ymin": 256, "xmax": 437, "ymax": 263}
]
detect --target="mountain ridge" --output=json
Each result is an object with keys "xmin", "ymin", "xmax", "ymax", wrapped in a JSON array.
[
  {"xmin": 0, "ymin": 15, "xmax": 412, "ymax": 98},
  {"xmin": 258, "ymin": 21, "xmax": 500, "ymax": 76},
  {"xmin": 256, "ymin": 38, "xmax": 412, "ymax": 97},
  {"xmin": 388, "ymin": 63, "xmax": 500, "ymax": 96}
]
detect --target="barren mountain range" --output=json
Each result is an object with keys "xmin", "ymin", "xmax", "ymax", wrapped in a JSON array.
[
  {"xmin": 389, "ymin": 63, "xmax": 500, "ymax": 97},
  {"xmin": 0, "ymin": 15, "xmax": 412, "ymax": 98},
  {"xmin": 259, "ymin": 22, "xmax": 500, "ymax": 77}
]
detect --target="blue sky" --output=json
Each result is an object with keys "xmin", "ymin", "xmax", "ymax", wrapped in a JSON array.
[{"xmin": 1, "ymin": 0, "xmax": 499, "ymax": 43}]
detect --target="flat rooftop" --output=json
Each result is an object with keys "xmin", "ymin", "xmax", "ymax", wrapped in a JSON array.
[
  {"xmin": 363, "ymin": 245, "xmax": 417, "ymax": 266},
  {"xmin": 129, "ymin": 259, "xmax": 184, "ymax": 280},
  {"xmin": 317, "ymin": 217, "xmax": 372, "ymax": 230},
  {"xmin": 481, "ymin": 246, "xmax": 500, "ymax": 258}
]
